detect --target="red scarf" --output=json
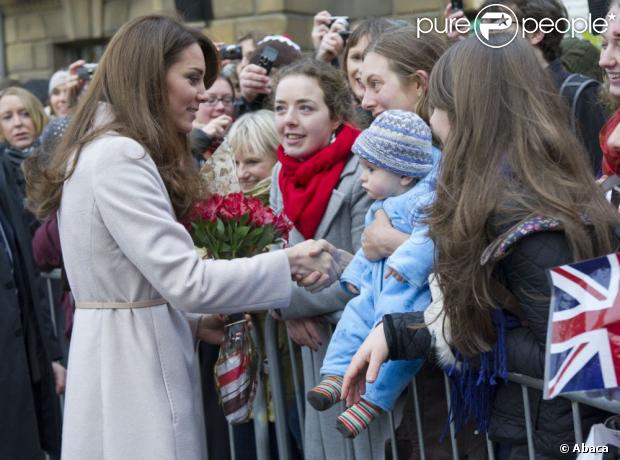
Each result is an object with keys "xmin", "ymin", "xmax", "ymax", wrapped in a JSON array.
[
  {"xmin": 600, "ymin": 109, "xmax": 620, "ymax": 176},
  {"xmin": 277, "ymin": 124, "xmax": 360, "ymax": 239}
]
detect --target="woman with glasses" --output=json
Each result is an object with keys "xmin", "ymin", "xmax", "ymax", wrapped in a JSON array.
[{"xmin": 190, "ymin": 73, "xmax": 235, "ymax": 165}]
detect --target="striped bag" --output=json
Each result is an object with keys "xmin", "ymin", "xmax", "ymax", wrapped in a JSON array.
[{"xmin": 214, "ymin": 318, "xmax": 259, "ymax": 424}]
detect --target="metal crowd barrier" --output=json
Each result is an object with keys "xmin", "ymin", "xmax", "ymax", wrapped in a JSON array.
[
  {"xmin": 259, "ymin": 315, "xmax": 620, "ymax": 460},
  {"xmin": 41, "ymin": 268, "xmax": 62, "ymax": 336},
  {"xmin": 41, "ymin": 271, "xmax": 620, "ymax": 460}
]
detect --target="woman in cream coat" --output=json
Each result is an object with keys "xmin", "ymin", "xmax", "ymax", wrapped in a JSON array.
[{"xmin": 27, "ymin": 15, "xmax": 340, "ymax": 460}]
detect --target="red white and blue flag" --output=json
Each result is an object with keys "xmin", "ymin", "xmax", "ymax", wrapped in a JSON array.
[{"xmin": 544, "ymin": 253, "xmax": 620, "ymax": 399}]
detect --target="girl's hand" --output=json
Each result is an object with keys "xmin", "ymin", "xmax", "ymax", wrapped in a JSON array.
[{"xmin": 341, "ymin": 323, "xmax": 389, "ymax": 406}]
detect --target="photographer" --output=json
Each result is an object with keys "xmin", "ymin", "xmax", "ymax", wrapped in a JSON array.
[
  {"xmin": 236, "ymin": 30, "xmax": 267, "ymax": 81},
  {"xmin": 236, "ymin": 35, "xmax": 302, "ymax": 116},
  {"xmin": 46, "ymin": 59, "xmax": 91, "ymax": 119}
]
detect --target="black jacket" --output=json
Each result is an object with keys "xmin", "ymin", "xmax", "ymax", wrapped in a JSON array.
[
  {"xmin": 385, "ymin": 230, "xmax": 609, "ymax": 458},
  {"xmin": 548, "ymin": 59, "xmax": 609, "ymax": 176},
  {"xmin": 0, "ymin": 155, "xmax": 62, "ymax": 459}
]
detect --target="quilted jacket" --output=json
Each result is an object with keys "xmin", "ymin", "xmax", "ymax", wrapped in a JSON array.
[{"xmin": 385, "ymin": 230, "xmax": 610, "ymax": 458}]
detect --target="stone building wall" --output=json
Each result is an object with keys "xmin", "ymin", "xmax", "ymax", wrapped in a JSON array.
[{"xmin": 0, "ymin": 0, "xmax": 445, "ymax": 81}]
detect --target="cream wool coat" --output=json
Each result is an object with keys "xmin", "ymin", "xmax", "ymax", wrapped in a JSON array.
[{"xmin": 59, "ymin": 130, "xmax": 292, "ymax": 460}]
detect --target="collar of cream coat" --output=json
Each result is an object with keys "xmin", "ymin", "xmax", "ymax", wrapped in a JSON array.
[
  {"xmin": 425, "ymin": 273, "xmax": 457, "ymax": 368},
  {"xmin": 93, "ymin": 101, "xmax": 116, "ymax": 129}
]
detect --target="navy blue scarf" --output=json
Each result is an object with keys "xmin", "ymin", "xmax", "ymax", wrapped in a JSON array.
[{"xmin": 444, "ymin": 309, "xmax": 521, "ymax": 434}]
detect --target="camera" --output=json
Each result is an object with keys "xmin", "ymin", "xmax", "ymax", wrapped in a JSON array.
[
  {"xmin": 328, "ymin": 16, "xmax": 350, "ymax": 29},
  {"xmin": 339, "ymin": 30, "xmax": 352, "ymax": 44},
  {"xmin": 77, "ymin": 63, "xmax": 97, "ymax": 81},
  {"xmin": 257, "ymin": 46, "xmax": 278, "ymax": 76},
  {"xmin": 219, "ymin": 44, "xmax": 242, "ymax": 61}
]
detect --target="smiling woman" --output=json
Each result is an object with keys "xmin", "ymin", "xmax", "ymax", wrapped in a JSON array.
[
  {"xmin": 25, "ymin": 15, "xmax": 342, "ymax": 460},
  {"xmin": 269, "ymin": 58, "xmax": 400, "ymax": 459},
  {"xmin": 228, "ymin": 109, "xmax": 279, "ymax": 199}
]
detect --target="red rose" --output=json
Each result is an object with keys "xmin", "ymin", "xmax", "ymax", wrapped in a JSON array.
[
  {"xmin": 201, "ymin": 195, "xmax": 224, "ymax": 222},
  {"xmin": 219, "ymin": 193, "xmax": 250, "ymax": 221},
  {"xmin": 250, "ymin": 207, "xmax": 274, "ymax": 226},
  {"xmin": 274, "ymin": 214, "xmax": 293, "ymax": 240}
]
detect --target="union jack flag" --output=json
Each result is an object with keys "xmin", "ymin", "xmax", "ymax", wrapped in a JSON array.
[{"xmin": 544, "ymin": 253, "xmax": 620, "ymax": 399}]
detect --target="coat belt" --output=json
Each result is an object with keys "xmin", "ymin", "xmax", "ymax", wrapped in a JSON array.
[{"xmin": 75, "ymin": 298, "xmax": 166, "ymax": 309}]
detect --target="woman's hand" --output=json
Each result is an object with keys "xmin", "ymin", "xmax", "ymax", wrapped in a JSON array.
[
  {"xmin": 286, "ymin": 317, "xmax": 326, "ymax": 351},
  {"xmin": 201, "ymin": 114, "xmax": 233, "ymax": 138},
  {"xmin": 51, "ymin": 361, "xmax": 67, "ymax": 395},
  {"xmin": 311, "ymin": 10, "xmax": 332, "ymax": 50},
  {"xmin": 315, "ymin": 31, "xmax": 345, "ymax": 63},
  {"xmin": 196, "ymin": 314, "xmax": 226, "ymax": 344},
  {"xmin": 295, "ymin": 247, "xmax": 353, "ymax": 293},
  {"xmin": 362, "ymin": 210, "xmax": 408, "ymax": 261},
  {"xmin": 341, "ymin": 323, "xmax": 389, "ymax": 406},
  {"xmin": 66, "ymin": 59, "xmax": 87, "ymax": 109},
  {"xmin": 285, "ymin": 239, "xmax": 342, "ymax": 290},
  {"xmin": 443, "ymin": 3, "xmax": 469, "ymax": 42},
  {"xmin": 239, "ymin": 64, "xmax": 271, "ymax": 102}
]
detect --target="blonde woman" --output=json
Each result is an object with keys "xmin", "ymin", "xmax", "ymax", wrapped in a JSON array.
[
  {"xmin": 229, "ymin": 109, "xmax": 279, "ymax": 202},
  {"xmin": 0, "ymin": 87, "xmax": 48, "ymax": 189}
]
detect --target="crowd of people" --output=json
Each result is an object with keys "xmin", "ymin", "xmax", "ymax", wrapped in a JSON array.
[{"xmin": 2, "ymin": 0, "xmax": 620, "ymax": 459}]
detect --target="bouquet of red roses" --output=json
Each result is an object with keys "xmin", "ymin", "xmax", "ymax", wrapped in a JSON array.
[
  {"xmin": 185, "ymin": 193, "xmax": 292, "ymax": 424},
  {"xmin": 186, "ymin": 192, "xmax": 292, "ymax": 259}
]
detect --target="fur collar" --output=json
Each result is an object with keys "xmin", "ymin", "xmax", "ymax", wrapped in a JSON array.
[{"xmin": 425, "ymin": 274, "xmax": 457, "ymax": 368}]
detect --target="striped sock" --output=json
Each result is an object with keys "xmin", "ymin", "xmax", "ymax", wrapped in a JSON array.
[
  {"xmin": 336, "ymin": 399, "xmax": 383, "ymax": 438},
  {"xmin": 307, "ymin": 375, "xmax": 343, "ymax": 411}
]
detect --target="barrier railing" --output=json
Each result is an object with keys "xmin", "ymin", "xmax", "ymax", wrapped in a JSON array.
[
  {"xmin": 40, "ymin": 268, "xmax": 62, "ymax": 336},
  {"xmin": 40, "ymin": 271, "xmax": 619, "ymax": 460},
  {"xmin": 259, "ymin": 315, "xmax": 620, "ymax": 460}
]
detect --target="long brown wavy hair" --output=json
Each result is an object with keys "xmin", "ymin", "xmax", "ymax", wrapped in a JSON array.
[
  {"xmin": 428, "ymin": 35, "xmax": 620, "ymax": 357},
  {"xmin": 27, "ymin": 14, "xmax": 219, "ymax": 220}
]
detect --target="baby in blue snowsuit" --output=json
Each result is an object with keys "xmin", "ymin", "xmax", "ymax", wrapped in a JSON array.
[{"xmin": 306, "ymin": 110, "xmax": 439, "ymax": 438}]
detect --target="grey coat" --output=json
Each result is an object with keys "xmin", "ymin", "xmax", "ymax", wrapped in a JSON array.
[{"xmin": 271, "ymin": 156, "xmax": 400, "ymax": 460}]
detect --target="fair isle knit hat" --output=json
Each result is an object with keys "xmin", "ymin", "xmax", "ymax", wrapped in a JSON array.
[{"xmin": 352, "ymin": 110, "xmax": 433, "ymax": 178}]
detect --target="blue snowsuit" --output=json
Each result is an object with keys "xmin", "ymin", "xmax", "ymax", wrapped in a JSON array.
[{"xmin": 320, "ymin": 147, "xmax": 440, "ymax": 411}]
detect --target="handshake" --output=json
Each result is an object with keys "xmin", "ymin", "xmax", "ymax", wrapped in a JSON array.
[{"xmin": 285, "ymin": 239, "xmax": 352, "ymax": 293}]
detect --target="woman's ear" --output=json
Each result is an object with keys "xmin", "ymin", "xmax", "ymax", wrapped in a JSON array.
[{"xmin": 414, "ymin": 70, "xmax": 430, "ymax": 96}]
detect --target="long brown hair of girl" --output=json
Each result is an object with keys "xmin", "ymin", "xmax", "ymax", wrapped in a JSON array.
[
  {"xmin": 428, "ymin": 34, "xmax": 620, "ymax": 357},
  {"xmin": 27, "ymin": 14, "xmax": 219, "ymax": 220}
]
